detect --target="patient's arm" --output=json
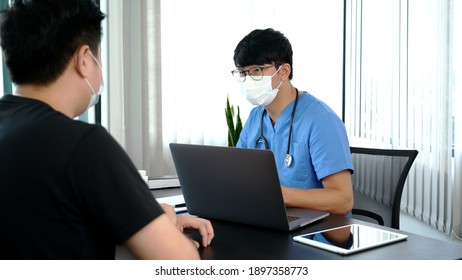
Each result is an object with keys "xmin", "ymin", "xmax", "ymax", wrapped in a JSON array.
[{"xmin": 125, "ymin": 214, "xmax": 200, "ymax": 260}]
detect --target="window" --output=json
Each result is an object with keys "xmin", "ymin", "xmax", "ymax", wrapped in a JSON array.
[
  {"xmin": 105, "ymin": 0, "xmax": 345, "ymax": 177},
  {"xmin": 344, "ymin": 0, "xmax": 460, "ymax": 237}
]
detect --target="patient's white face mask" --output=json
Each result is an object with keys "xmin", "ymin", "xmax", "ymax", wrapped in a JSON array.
[
  {"xmin": 83, "ymin": 51, "xmax": 104, "ymax": 109},
  {"xmin": 240, "ymin": 66, "xmax": 282, "ymax": 107}
]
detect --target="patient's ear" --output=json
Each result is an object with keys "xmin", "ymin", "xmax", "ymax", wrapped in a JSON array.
[{"xmin": 74, "ymin": 45, "xmax": 91, "ymax": 77}]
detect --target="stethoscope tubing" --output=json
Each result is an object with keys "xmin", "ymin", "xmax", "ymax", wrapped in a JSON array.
[{"xmin": 255, "ymin": 88, "xmax": 299, "ymax": 167}]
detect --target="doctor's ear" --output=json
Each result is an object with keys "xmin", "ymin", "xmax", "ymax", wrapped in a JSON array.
[{"xmin": 279, "ymin": 63, "xmax": 292, "ymax": 81}]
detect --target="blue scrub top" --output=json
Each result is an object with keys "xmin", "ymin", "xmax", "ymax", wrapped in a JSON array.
[{"xmin": 237, "ymin": 92, "xmax": 354, "ymax": 190}]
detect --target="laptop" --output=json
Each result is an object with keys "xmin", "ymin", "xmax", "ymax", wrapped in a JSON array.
[{"xmin": 169, "ymin": 143, "xmax": 329, "ymax": 231}]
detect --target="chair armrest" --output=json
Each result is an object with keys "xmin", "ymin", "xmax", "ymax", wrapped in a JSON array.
[{"xmin": 352, "ymin": 209, "xmax": 385, "ymax": 226}]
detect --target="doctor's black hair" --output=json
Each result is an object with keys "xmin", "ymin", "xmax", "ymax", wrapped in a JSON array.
[
  {"xmin": 0, "ymin": 0, "xmax": 105, "ymax": 85},
  {"xmin": 233, "ymin": 28, "xmax": 294, "ymax": 80}
]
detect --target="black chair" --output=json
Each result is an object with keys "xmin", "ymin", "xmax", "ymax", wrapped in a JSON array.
[{"xmin": 350, "ymin": 147, "xmax": 418, "ymax": 229}]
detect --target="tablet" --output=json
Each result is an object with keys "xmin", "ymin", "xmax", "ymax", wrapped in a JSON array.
[{"xmin": 293, "ymin": 223, "xmax": 408, "ymax": 255}]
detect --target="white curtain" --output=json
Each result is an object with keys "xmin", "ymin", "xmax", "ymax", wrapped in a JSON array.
[
  {"xmin": 344, "ymin": 0, "xmax": 461, "ymax": 237},
  {"xmin": 105, "ymin": 0, "xmax": 345, "ymax": 177},
  {"xmin": 453, "ymin": 0, "xmax": 462, "ymax": 240}
]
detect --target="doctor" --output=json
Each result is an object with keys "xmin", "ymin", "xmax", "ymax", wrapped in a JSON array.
[{"xmin": 233, "ymin": 28, "xmax": 354, "ymax": 216}]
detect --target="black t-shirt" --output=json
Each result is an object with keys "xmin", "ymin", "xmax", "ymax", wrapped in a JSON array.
[{"xmin": 0, "ymin": 95, "xmax": 164, "ymax": 259}]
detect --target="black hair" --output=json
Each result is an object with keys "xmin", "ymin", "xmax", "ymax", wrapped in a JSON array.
[
  {"xmin": 0, "ymin": 0, "xmax": 105, "ymax": 85},
  {"xmin": 233, "ymin": 28, "xmax": 294, "ymax": 80}
]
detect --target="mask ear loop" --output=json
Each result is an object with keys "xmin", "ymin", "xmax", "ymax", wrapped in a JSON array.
[
  {"xmin": 88, "ymin": 51, "xmax": 102, "ymax": 69},
  {"xmin": 271, "ymin": 65, "xmax": 283, "ymax": 90},
  {"xmin": 83, "ymin": 77, "xmax": 97, "ymax": 95},
  {"xmin": 271, "ymin": 65, "xmax": 282, "ymax": 78},
  {"xmin": 86, "ymin": 51, "xmax": 104, "ymax": 95},
  {"xmin": 82, "ymin": 51, "xmax": 104, "ymax": 109}
]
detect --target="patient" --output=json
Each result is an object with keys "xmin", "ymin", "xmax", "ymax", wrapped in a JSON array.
[{"xmin": 0, "ymin": 0, "xmax": 213, "ymax": 260}]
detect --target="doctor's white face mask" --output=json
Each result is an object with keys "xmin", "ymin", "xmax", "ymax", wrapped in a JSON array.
[
  {"xmin": 240, "ymin": 66, "xmax": 282, "ymax": 107},
  {"xmin": 83, "ymin": 51, "xmax": 104, "ymax": 109}
]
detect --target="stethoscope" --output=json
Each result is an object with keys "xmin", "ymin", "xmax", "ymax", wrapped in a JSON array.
[{"xmin": 255, "ymin": 87, "xmax": 299, "ymax": 167}]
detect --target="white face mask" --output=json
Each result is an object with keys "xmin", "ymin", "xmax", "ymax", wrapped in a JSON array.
[
  {"xmin": 83, "ymin": 51, "xmax": 104, "ymax": 109},
  {"xmin": 240, "ymin": 66, "xmax": 282, "ymax": 107}
]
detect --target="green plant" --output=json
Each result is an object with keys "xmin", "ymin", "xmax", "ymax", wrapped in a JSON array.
[{"xmin": 225, "ymin": 96, "xmax": 242, "ymax": 147}]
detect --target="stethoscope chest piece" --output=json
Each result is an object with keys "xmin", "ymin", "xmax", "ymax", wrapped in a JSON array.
[{"xmin": 284, "ymin": 154, "xmax": 293, "ymax": 167}]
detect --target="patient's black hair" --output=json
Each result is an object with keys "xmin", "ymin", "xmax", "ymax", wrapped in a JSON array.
[{"xmin": 0, "ymin": 0, "xmax": 105, "ymax": 85}]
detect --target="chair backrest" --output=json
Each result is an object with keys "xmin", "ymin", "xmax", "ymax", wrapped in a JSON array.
[{"xmin": 350, "ymin": 147, "xmax": 418, "ymax": 229}]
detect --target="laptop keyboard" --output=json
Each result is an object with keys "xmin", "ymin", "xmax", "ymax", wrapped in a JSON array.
[{"xmin": 287, "ymin": 215, "xmax": 300, "ymax": 222}]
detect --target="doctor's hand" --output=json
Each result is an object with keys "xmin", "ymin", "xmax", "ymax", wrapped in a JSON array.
[{"xmin": 176, "ymin": 214, "xmax": 214, "ymax": 248}]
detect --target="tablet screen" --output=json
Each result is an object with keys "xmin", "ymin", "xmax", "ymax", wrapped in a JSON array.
[{"xmin": 293, "ymin": 223, "xmax": 407, "ymax": 255}]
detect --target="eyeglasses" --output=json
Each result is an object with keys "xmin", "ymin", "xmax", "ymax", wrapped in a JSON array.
[{"xmin": 231, "ymin": 65, "xmax": 275, "ymax": 82}]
